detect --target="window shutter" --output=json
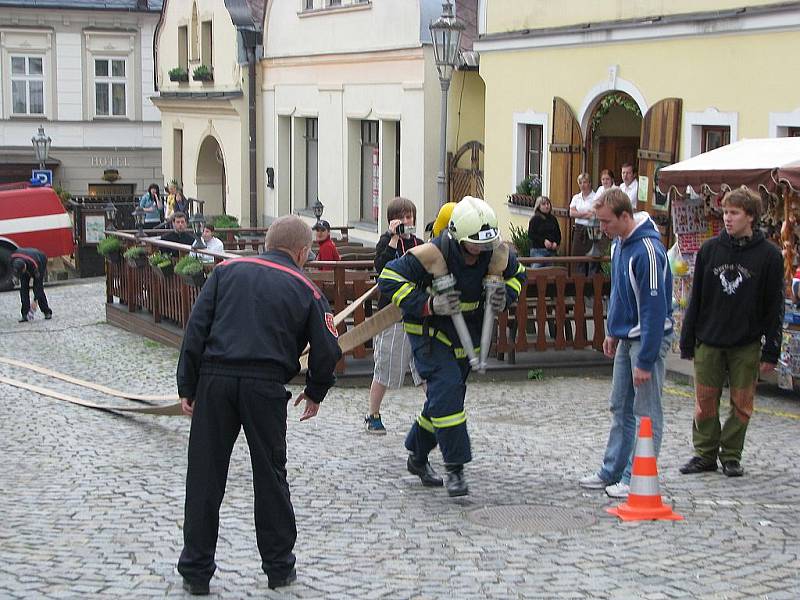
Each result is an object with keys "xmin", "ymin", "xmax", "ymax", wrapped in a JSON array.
[{"xmin": 637, "ymin": 97, "xmax": 682, "ymax": 218}]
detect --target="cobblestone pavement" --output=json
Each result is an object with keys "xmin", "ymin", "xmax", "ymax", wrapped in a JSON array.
[{"xmin": 1, "ymin": 280, "xmax": 798, "ymax": 599}]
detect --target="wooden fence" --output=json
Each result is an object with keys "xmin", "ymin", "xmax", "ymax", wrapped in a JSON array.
[{"xmin": 104, "ymin": 232, "xmax": 610, "ymax": 373}]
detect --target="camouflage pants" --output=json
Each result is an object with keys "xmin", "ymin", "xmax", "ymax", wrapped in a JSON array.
[{"xmin": 692, "ymin": 341, "xmax": 760, "ymax": 462}]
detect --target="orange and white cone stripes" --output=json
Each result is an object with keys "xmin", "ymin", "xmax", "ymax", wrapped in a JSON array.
[{"xmin": 606, "ymin": 417, "xmax": 683, "ymax": 521}]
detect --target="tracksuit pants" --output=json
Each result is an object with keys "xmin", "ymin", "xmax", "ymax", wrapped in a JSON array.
[
  {"xmin": 178, "ymin": 365, "xmax": 296, "ymax": 585},
  {"xmin": 404, "ymin": 336, "xmax": 472, "ymax": 466}
]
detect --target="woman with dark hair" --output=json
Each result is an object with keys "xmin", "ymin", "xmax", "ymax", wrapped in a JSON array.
[
  {"xmin": 527, "ymin": 196, "xmax": 561, "ymax": 267},
  {"xmin": 139, "ymin": 183, "xmax": 163, "ymax": 229}
]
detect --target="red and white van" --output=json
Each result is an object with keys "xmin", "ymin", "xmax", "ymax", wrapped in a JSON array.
[{"xmin": 0, "ymin": 185, "xmax": 74, "ymax": 289}]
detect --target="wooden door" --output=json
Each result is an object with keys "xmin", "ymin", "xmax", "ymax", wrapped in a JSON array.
[
  {"xmin": 448, "ymin": 141, "xmax": 484, "ymax": 203},
  {"xmin": 637, "ymin": 98, "xmax": 682, "ymax": 239},
  {"xmin": 598, "ymin": 136, "xmax": 639, "ymax": 182},
  {"xmin": 549, "ymin": 97, "xmax": 583, "ymax": 255}
]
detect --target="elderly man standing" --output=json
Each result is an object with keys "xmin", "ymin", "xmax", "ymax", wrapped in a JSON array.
[
  {"xmin": 579, "ymin": 189, "xmax": 674, "ymax": 499},
  {"xmin": 176, "ymin": 215, "xmax": 341, "ymax": 595}
]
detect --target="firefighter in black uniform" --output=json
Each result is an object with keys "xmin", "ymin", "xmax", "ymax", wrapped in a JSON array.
[
  {"xmin": 11, "ymin": 247, "xmax": 52, "ymax": 322},
  {"xmin": 176, "ymin": 215, "xmax": 341, "ymax": 596},
  {"xmin": 378, "ymin": 197, "xmax": 526, "ymax": 497}
]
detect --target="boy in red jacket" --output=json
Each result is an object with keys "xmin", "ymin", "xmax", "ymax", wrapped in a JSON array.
[{"xmin": 312, "ymin": 220, "xmax": 340, "ymax": 270}]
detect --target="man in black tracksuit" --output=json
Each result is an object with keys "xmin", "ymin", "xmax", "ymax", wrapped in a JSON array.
[
  {"xmin": 176, "ymin": 216, "xmax": 341, "ymax": 595},
  {"xmin": 11, "ymin": 247, "xmax": 52, "ymax": 322},
  {"xmin": 679, "ymin": 187, "xmax": 784, "ymax": 478}
]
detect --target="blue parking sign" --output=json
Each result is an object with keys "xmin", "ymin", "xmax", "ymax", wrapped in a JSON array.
[{"xmin": 32, "ymin": 169, "xmax": 53, "ymax": 186}]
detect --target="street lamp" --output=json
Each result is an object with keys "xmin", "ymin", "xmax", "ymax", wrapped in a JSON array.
[
  {"xmin": 31, "ymin": 125, "xmax": 52, "ymax": 171},
  {"xmin": 132, "ymin": 205, "xmax": 145, "ymax": 238},
  {"xmin": 430, "ymin": 0, "xmax": 464, "ymax": 206},
  {"xmin": 312, "ymin": 198, "xmax": 324, "ymax": 222},
  {"xmin": 104, "ymin": 200, "xmax": 117, "ymax": 231},
  {"xmin": 190, "ymin": 199, "xmax": 206, "ymax": 250}
]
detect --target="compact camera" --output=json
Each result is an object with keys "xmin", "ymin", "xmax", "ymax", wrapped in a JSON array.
[{"xmin": 396, "ymin": 223, "xmax": 416, "ymax": 235}]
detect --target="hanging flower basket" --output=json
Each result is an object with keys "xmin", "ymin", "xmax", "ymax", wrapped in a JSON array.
[
  {"xmin": 105, "ymin": 249, "xmax": 122, "ymax": 264},
  {"xmin": 179, "ymin": 271, "xmax": 206, "ymax": 288},
  {"xmin": 150, "ymin": 262, "xmax": 174, "ymax": 280},
  {"xmin": 123, "ymin": 246, "xmax": 148, "ymax": 268}
]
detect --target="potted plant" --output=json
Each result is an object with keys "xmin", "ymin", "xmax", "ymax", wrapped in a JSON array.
[
  {"xmin": 97, "ymin": 236, "xmax": 123, "ymax": 264},
  {"xmin": 175, "ymin": 255, "xmax": 206, "ymax": 288},
  {"xmin": 508, "ymin": 175, "xmax": 542, "ymax": 207},
  {"xmin": 169, "ymin": 67, "xmax": 189, "ymax": 82},
  {"xmin": 149, "ymin": 251, "xmax": 174, "ymax": 280},
  {"xmin": 192, "ymin": 65, "xmax": 213, "ymax": 82},
  {"xmin": 123, "ymin": 245, "xmax": 148, "ymax": 268}
]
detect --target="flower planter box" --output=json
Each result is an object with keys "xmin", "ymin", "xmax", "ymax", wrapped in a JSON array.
[
  {"xmin": 192, "ymin": 70, "xmax": 214, "ymax": 82},
  {"xmin": 508, "ymin": 194, "xmax": 535, "ymax": 207},
  {"xmin": 125, "ymin": 255, "xmax": 148, "ymax": 269},
  {"xmin": 151, "ymin": 262, "xmax": 174, "ymax": 281},
  {"xmin": 169, "ymin": 71, "xmax": 189, "ymax": 82},
  {"xmin": 179, "ymin": 272, "xmax": 206, "ymax": 288},
  {"xmin": 104, "ymin": 250, "xmax": 122, "ymax": 265}
]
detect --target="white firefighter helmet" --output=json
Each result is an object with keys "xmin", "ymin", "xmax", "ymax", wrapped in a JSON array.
[{"xmin": 448, "ymin": 196, "xmax": 501, "ymax": 250}]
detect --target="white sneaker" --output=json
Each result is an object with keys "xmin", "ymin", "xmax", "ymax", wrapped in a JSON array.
[
  {"xmin": 605, "ymin": 482, "xmax": 630, "ymax": 498},
  {"xmin": 579, "ymin": 473, "xmax": 607, "ymax": 489}
]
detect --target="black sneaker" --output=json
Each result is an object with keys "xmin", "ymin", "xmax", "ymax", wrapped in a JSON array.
[
  {"xmin": 679, "ymin": 456, "xmax": 718, "ymax": 474},
  {"xmin": 18, "ymin": 317, "xmax": 28, "ymax": 323},
  {"xmin": 268, "ymin": 567, "xmax": 297, "ymax": 590},
  {"xmin": 722, "ymin": 460, "xmax": 744, "ymax": 477},
  {"xmin": 182, "ymin": 578, "xmax": 209, "ymax": 595},
  {"xmin": 44, "ymin": 312, "xmax": 52, "ymax": 320}
]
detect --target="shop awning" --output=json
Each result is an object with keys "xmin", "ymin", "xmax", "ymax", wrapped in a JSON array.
[{"xmin": 657, "ymin": 137, "xmax": 800, "ymax": 197}]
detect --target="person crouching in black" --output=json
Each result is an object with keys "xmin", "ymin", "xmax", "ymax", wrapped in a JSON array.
[{"xmin": 11, "ymin": 247, "xmax": 52, "ymax": 322}]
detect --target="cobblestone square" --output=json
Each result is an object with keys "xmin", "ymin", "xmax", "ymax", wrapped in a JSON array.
[{"xmin": 0, "ymin": 281, "xmax": 798, "ymax": 599}]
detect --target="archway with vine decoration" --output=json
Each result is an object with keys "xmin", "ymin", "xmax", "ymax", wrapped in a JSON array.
[{"xmin": 585, "ymin": 91, "xmax": 643, "ymax": 187}]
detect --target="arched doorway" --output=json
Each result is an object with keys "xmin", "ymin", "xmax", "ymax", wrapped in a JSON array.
[
  {"xmin": 585, "ymin": 92, "xmax": 642, "ymax": 186},
  {"xmin": 196, "ymin": 136, "xmax": 226, "ymax": 216}
]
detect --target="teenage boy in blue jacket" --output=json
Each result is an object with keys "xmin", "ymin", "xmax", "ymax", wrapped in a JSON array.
[{"xmin": 579, "ymin": 189, "xmax": 674, "ymax": 499}]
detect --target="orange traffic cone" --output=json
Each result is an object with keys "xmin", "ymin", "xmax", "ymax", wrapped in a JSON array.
[{"xmin": 606, "ymin": 417, "xmax": 683, "ymax": 521}]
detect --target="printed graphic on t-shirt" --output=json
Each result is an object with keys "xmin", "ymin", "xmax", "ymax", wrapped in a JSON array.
[{"xmin": 713, "ymin": 263, "xmax": 752, "ymax": 296}]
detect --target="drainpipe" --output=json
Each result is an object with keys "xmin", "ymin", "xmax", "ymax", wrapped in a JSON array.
[
  {"xmin": 246, "ymin": 42, "xmax": 258, "ymax": 227},
  {"xmin": 241, "ymin": 30, "xmax": 259, "ymax": 228}
]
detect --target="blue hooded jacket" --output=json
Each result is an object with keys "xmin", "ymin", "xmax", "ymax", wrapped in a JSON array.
[{"xmin": 606, "ymin": 212, "xmax": 673, "ymax": 371}]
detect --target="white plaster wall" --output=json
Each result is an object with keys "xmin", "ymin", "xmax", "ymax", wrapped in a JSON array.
[
  {"xmin": 156, "ymin": 0, "xmax": 242, "ymax": 92},
  {"xmin": 55, "ymin": 31, "xmax": 83, "ymax": 121},
  {"xmin": 264, "ymin": 0, "xmax": 423, "ymax": 58},
  {"xmin": 159, "ymin": 109, "xmax": 244, "ymax": 221},
  {"xmin": 265, "ymin": 73, "xmax": 430, "ymax": 245}
]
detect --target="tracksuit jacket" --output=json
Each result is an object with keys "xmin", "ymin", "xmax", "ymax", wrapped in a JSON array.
[{"xmin": 606, "ymin": 212, "xmax": 674, "ymax": 372}]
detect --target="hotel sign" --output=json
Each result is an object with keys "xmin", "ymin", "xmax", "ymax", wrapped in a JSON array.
[{"xmin": 90, "ymin": 155, "xmax": 130, "ymax": 167}]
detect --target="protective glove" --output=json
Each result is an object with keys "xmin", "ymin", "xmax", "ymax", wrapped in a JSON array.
[
  {"xmin": 488, "ymin": 286, "xmax": 507, "ymax": 312},
  {"xmin": 430, "ymin": 290, "xmax": 461, "ymax": 315}
]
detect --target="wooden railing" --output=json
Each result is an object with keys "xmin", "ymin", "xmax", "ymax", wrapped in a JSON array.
[{"xmin": 104, "ymin": 232, "xmax": 610, "ymax": 373}]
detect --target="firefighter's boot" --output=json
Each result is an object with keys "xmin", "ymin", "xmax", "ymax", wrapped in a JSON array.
[
  {"xmin": 407, "ymin": 455, "xmax": 443, "ymax": 487},
  {"xmin": 445, "ymin": 464, "xmax": 468, "ymax": 497}
]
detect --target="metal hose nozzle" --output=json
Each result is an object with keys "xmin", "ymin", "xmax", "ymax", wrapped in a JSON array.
[{"xmin": 479, "ymin": 277, "xmax": 505, "ymax": 373}]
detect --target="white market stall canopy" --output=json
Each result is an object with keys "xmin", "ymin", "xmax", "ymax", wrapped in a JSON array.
[{"xmin": 658, "ymin": 137, "xmax": 800, "ymax": 197}]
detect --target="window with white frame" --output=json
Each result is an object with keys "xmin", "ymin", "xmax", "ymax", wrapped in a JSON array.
[
  {"xmin": 512, "ymin": 111, "xmax": 549, "ymax": 198},
  {"xmin": 360, "ymin": 120, "xmax": 379, "ymax": 224},
  {"xmin": 305, "ymin": 118, "xmax": 318, "ymax": 210},
  {"xmin": 526, "ymin": 124, "xmax": 543, "ymax": 179},
  {"xmin": 94, "ymin": 58, "xmax": 127, "ymax": 117},
  {"xmin": 11, "ymin": 55, "xmax": 45, "ymax": 115}
]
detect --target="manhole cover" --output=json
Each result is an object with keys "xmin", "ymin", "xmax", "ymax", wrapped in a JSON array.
[{"xmin": 467, "ymin": 504, "xmax": 596, "ymax": 534}]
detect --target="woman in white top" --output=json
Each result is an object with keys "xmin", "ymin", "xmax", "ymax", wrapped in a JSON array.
[{"xmin": 595, "ymin": 168, "xmax": 617, "ymax": 196}]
